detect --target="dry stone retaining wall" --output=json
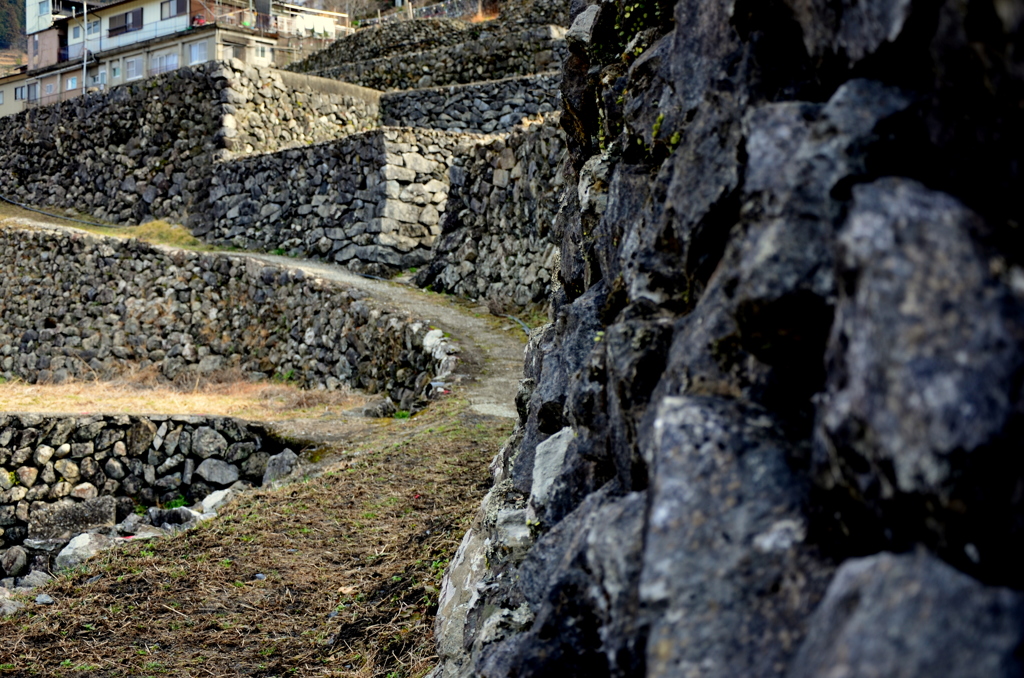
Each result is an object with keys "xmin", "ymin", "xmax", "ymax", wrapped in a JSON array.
[
  {"xmin": 381, "ymin": 72, "xmax": 560, "ymax": 134},
  {"xmin": 196, "ymin": 127, "xmax": 488, "ymax": 272},
  {"xmin": 415, "ymin": 116, "xmax": 565, "ymax": 307},
  {"xmin": 0, "ymin": 413, "xmax": 280, "ymax": 549},
  {"xmin": 287, "ymin": 18, "xmax": 476, "ymax": 74},
  {"xmin": 310, "ymin": 25, "xmax": 566, "ymax": 92},
  {"xmin": 0, "ymin": 61, "xmax": 380, "ymax": 227},
  {"xmin": 0, "ymin": 227, "xmax": 458, "ymax": 404}
]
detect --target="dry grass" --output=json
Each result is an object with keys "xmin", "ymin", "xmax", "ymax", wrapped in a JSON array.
[
  {"xmin": 0, "ymin": 206, "xmax": 219, "ymax": 252},
  {"xmin": 0, "ymin": 375, "xmax": 364, "ymax": 422},
  {"xmin": 466, "ymin": 10, "xmax": 499, "ymax": 22},
  {"xmin": 0, "ymin": 397, "xmax": 511, "ymax": 677}
]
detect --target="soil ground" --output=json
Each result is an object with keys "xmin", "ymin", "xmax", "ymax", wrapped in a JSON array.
[{"xmin": 0, "ymin": 207, "xmax": 536, "ymax": 677}]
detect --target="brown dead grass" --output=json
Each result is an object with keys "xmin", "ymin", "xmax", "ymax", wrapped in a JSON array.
[
  {"xmin": 0, "ymin": 397, "xmax": 511, "ymax": 677},
  {"xmin": 0, "ymin": 208, "xmax": 219, "ymax": 252},
  {"xmin": 466, "ymin": 10, "xmax": 499, "ymax": 22},
  {"xmin": 0, "ymin": 376, "xmax": 364, "ymax": 422}
]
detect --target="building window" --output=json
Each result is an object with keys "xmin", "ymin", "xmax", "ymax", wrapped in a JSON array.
[
  {"xmin": 109, "ymin": 8, "xmax": 143, "ymax": 37},
  {"xmin": 0, "ymin": 90, "xmax": 4, "ymax": 105},
  {"xmin": 152, "ymin": 53, "xmax": 179, "ymax": 74},
  {"xmin": 126, "ymin": 57, "xmax": 142, "ymax": 79},
  {"xmin": 72, "ymin": 25, "xmax": 81, "ymax": 39},
  {"xmin": 27, "ymin": 83, "xmax": 38, "ymax": 100},
  {"xmin": 44, "ymin": 83, "xmax": 54, "ymax": 95},
  {"xmin": 38, "ymin": 0, "xmax": 49, "ymax": 16},
  {"xmin": 91, "ymin": 70, "xmax": 106, "ymax": 85},
  {"xmin": 188, "ymin": 41, "xmax": 207, "ymax": 64},
  {"xmin": 111, "ymin": 65, "xmax": 120, "ymax": 79},
  {"xmin": 66, "ymin": 76, "xmax": 77, "ymax": 90},
  {"xmin": 255, "ymin": 44, "xmax": 271, "ymax": 60},
  {"xmin": 160, "ymin": 0, "xmax": 187, "ymax": 20},
  {"xmin": 87, "ymin": 19, "xmax": 100, "ymax": 35}
]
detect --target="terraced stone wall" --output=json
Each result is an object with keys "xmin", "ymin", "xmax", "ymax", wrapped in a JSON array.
[
  {"xmin": 380, "ymin": 72, "xmax": 560, "ymax": 134},
  {"xmin": 286, "ymin": 18, "xmax": 476, "ymax": 74},
  {"xmin": 310, "ymin": 25, "xmax": 566, "ymax": 92},
  {"xmin": 0, "ymin": 227, "xmax": 458, "ymax": 403},
  {"xmin": 415, "ymin": 116, "xmax": 565, "ymax": 308},
  {"xmin": 0, "ymin": 61, "xmax": 379, "ymax": 226},
  {"xmin": 0, "ymin": 413, "xmax": 279, "ymax": 548},
  {"xmin": 196, "ymin": 127, "xmax": 486, "ymax": 273}
]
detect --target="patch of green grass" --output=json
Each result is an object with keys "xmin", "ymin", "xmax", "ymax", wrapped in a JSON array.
[
  {"xmin": 163, "ymin": 495, "xmax": 188, "ymax": 509},
  {"xmin": 394, "ymin": 410, "xmax": 411, "ymax": 419}
]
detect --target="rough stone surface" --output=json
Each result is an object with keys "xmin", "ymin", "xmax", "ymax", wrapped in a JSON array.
[
  {"xmin": 789, "ymin": 551, "xmax": 1024, "ymax": 678},
  {"xmin": 194, "ymin": 459, "xmax": 241, "ymax": 486},
  {"xmin": 262, "ymin": 450, "xmax": 299, "ymax": 485},
  {"xmin": 0, "ymin": 228, "xmax": 457, "ymax": 397},
  {"xmin": 54, "ymin": 533, "xmax": 116, "ymax": 571},
  {"xmin": 27, "ymin": 497, "xmax": 116, "ymax": 542},
  {"xmin": 0, "ymin": 546, "xmax": 27, "ymax": 577},
  {"xmin": 431, "ymin": 0, "xmax": 1024, "ymax": 675},
  {"xmin": 0, "ymin": 414, "xmax": 273, "ymax": 549},
  {"xmin": 415, "ymin": 115, "xmax": 564, "ymax": 308}
]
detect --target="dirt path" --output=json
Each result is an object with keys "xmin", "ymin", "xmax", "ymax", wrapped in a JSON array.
[
  {"xmin": 1, "ymin": 217, "xmax": 529, "ymax": 428},
  {"xmin": 240, "ymin": 253, "xmax": 527, "ymax": 421}
]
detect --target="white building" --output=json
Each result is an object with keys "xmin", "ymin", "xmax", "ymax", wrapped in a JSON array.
[{"xmin": 1, "ymin": 0, "xmax": 351, "ymax": 116}]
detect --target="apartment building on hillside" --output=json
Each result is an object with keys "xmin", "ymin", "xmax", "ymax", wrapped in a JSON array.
[{"xmin": 0, "ymin": 0, "xmax": 350, "ymax": 117}]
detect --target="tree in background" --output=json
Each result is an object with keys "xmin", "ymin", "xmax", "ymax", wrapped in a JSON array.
[{"xmin": 0, "ymin": 0, "xmax": 26, "ymax": 50}]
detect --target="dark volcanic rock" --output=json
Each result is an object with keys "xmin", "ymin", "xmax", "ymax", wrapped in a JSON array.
[
  {"xmin": 788, "ymin": 550, "xmax": 1024, "ymax": 678},
  {"xmin": 640, "ymin": 396, "xmax": 833, "ymax": 678},
  {"xmin": 433, "ymin": 0, "xmax": 1024, "ymax": 675}
]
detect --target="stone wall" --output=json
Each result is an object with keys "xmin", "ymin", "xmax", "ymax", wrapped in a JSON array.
[
  {"xmin": 380, "ymin": 72, "xmax": 560, "ymax": 134},
  {"xmin": 221, "ymin": 62, "xmax": 381, "ymax": 157},
  {"xmin": 310, "ymin": 25, "xmax": 566, "ymax": 92},
  {"xmin": 0, "ymin": 226, "xmax": 457, "ymax": 405},
  {"xmin": 287, "ymin": 18, "xmax": 476, "ymax": 74},
  {"xmin": 431, "ymin": 0, "xmax": 1024, "ymax": 676},
  {"xmin": 0, "ymin": 63, "xmax": 224, "ymax": 225},
  {"xmin": 195, "ymin": 127, "xmax": 486, "ymax": 272},
  {"xmin": 0, "ymin": 413, "xmax": 281, "ymax": 548},
  {"xmin": 415, "ymin": 115, "xmax": 564, "ymax": 308},
  {"xmin": 0, "ymin": 61, "xmax": 380, "ymax": 226}
]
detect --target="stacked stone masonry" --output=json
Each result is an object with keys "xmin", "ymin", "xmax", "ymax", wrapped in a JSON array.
[
  {"xmin": 309, "ymin": 25, "xmax": 567, "ymax": 92},
  {"xmin": 0, "ymin": 413, "xmax": 281, "ymax": 548},
  {"xmin": 0, "ymin": 62, "xmax": 380, "ymax": 227},
  {"xmin": 287, "ymin": 18, "xmax": 477, "ymax": 74},
  {"xmin": 428, "ymin": 0, "xmax": 1024, "ymax": 676},
  {"xmin": 0, "ymin": 227, "xmax": 458, "ymax": 405},
  {"xmin": 381, "ymin": 73, "xmax": 560, "ymax": 134},
  {"xmin": 197, "ymin": 127, "xmax": 489, "ymax": 272},
  {"xmin": 415, "ymin": 115, "xmax": 565, "ymax": 307}
]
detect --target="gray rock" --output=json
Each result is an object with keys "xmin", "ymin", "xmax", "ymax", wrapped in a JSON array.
[
  {"xmin": 16, "ymin": 570, "xmax": 52, "ymax": 588},
  {"xmin": 788, "ymin": 551, "xmax": 1024, "ymax": 678},
  {"xmin": 262, "ymin": 449, "xmax": 298, "ymax": 485},
  {"xmin": 639, "ymin": 396, "xmax": 833, "ymax": 678},
  {"xmin": 55, "ymin": 533, "xmax": 116, "ymax": 571},
  {"xmin": 1, "ymin": 546, "xmax": 28, "ymax": 577},
  {"xmin": 34, "ymin": 593, "xmax": 54, "ymax": 605},
  {"xmin": 28, "ymin": 496, "xmax": 116, "ymax": 541},
  {"xmin": 192, "ymin": 427, "xmax": 228, "ymax": 459},
  {"xmin": 194, "ymin": 458, "xmax": 240, "ymax": 486}
]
